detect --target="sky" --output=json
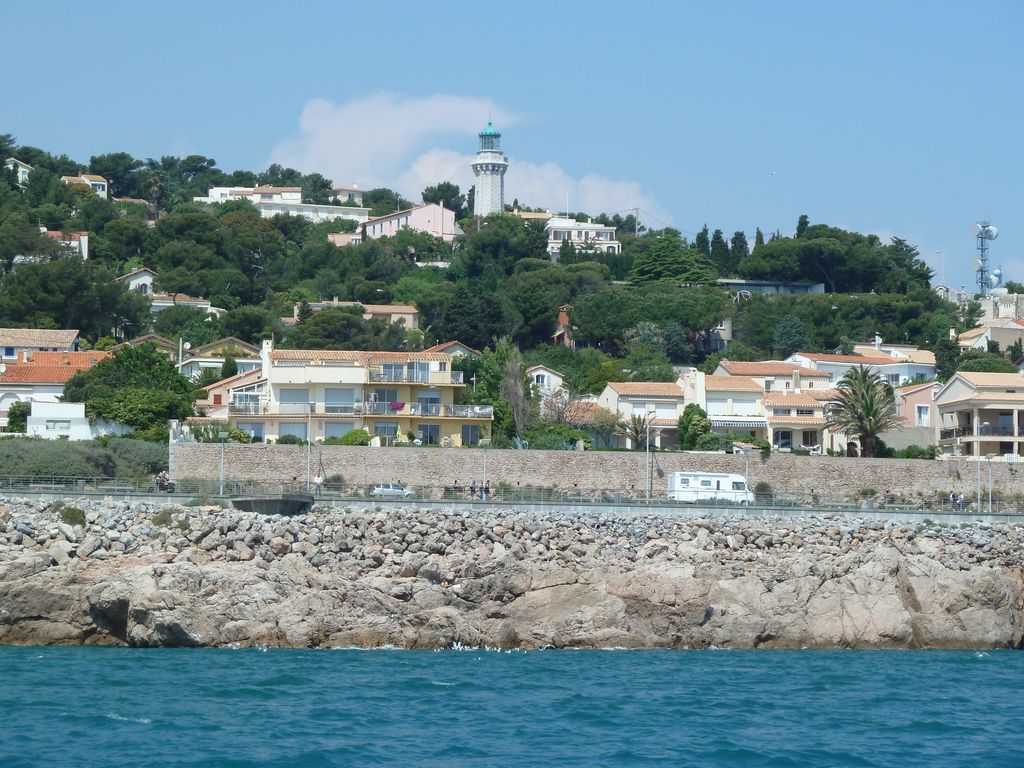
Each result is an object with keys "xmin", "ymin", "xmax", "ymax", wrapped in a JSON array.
[{"xmin": 4, "ymin": 0, "xmax": 1022, "ymax": 292}]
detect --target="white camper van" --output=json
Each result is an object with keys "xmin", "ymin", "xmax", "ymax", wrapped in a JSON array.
[{"xmin": 667, "ymin": 472, "xmax": 754, "ymax": 505}]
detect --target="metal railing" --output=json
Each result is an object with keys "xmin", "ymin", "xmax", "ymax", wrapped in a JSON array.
[
  {"xmin": 2, "ymin": 475, "xmax": 1022, "ymax": 516},
  {"xmin": 224, "ymin": 401, "xmax": 494, "ymax": 419}
]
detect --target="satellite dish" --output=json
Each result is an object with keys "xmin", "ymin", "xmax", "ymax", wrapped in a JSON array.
[
  {"xmin": 972, "ymin": 223, "xmax": 983, "ymax": 236},
  {"xmin": 989, "ymin": 275, "xmax": 1000, "ymax": 288},
  {"xmin": 986, "ymin": 225, "xmax": 999, "ymax": 240},
  {"xmin": 974, "ymin": 259, "xmax": 984, "ymax": 271},
  {"xmin": 993, "ymin": 268, "xmax": 1003, "ymax": 279}
]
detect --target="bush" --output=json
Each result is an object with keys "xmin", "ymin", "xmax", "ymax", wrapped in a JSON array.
[
  {"xmin": 339, "ymin": 429, "xmax": 370, "ymax": 446},
  {"xmin": 57, "ymin": 504, "xmax": 86, "ymax": 527},
  {"xmin": 151, "ymin": 509, "xmax": 173, "ymax": 527},
  {"xmin": 0, "ymin": 437, "xmax": 167, "ymax": 478},
  {"xmin": 754, "ymin": 481, "xmax": 773, "ymax": 501},
  {"xmin": 694, "ymin": 432, "xmax": 733, "ymax": 452},
  {"xmin": 893, "ymin": 444, "xmax": 940, "ymax": 460},
  {"xmin": 522, "ymin": 423, "xmax": 592, "ymax": 451},
  {"xmin": 276, "ymin": 434, "xmax": 307, "ymax": 445}
]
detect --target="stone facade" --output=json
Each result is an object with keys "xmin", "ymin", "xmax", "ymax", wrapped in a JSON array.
[{"xmin": 170, "ymin": 444, "xmax": 1021, "ymax": 501}]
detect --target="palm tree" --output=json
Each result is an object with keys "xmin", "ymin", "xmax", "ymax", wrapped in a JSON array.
[
  {"xmin": 617, "ymin": 413, "xmax": 650, "ymax": 449},
  {"xmin": 825, "ymin": 366, "xmax": 902, "ymax": 457}
]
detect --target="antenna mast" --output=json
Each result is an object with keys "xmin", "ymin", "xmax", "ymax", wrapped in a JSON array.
[{"xmin": 973, "ymin": 221, "xmax": 999, "ymax": 296}]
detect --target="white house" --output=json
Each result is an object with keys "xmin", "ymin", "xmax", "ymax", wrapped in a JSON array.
[
  {"xmin": 193, "ymin": 185, "xmax": 370, "ymax": 224},
  {"xmin": 596, "ymin": 381, "xmax": 685, "ymax": 447},
  {"xmin": 42, "ymin": 229, "xmax": 89, "ymax": 260},
  {"xmin": 0, "ymin": 349, "xmax": 109, "ymax": 427},
  {"xmin": 786, "ymin": 350, "xmax": 934, "ymax": 387},
  {"xmin": 116, "ymin": 267, "xmax": 158, "ymax": 295},
  {"xmin": 330, "ymin": 185, "xmax": 364, "ymax": 206},
  {"xmin": 364, "ymin": 203, "xmax": 460, "ymax": 243},
  {"xmin": 61, "ymin": 173, "xmax": 108, "ymax": 199},
  {"xmin": 26, "ymin": 402, "xmax": 130, "ymax": 441},
  {"xmin": 545, "ymin": 217, "xmax": 621, "ymax": 259},
  {"xmin": 714, "ymin": 360, "xmax": 831, "ymax": 393},
  {"xmin": 4, "ymin": 158, "xmax": 32, "ymax": 188}
]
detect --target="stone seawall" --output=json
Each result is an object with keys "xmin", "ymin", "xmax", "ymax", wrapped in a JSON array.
[
  {"xmin": 1, "ymin": 497, "xmax": 1022, "ymax": 649},
  {"xmin": 171, "ymin": 443, "xmax": 1020, "ymax": 501}
]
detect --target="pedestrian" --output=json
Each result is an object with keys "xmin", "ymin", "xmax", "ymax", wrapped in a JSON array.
[
  {"xmin": 484, "ymin": 480, "xmax": 491, "ymax": 500},
  {"xmin": 958, "ymin": 492, "xmax": 965, "ymax": 511},
  {"xmin": 470, "ymin": 480, "xmax": 477, "ymax": 499},
  {"xmin": 313, "ymin": 473, "xmax": 323, "ymax": 496},
  {"xmin": 948, "ymin": 491, "xmax": 955, "ymax": 509}
]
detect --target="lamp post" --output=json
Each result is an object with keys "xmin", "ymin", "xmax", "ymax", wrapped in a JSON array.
[
  {"xmin": 986, "ymin": 455, "xmax": 993, "ymax": 514},
  {"xmin": 306, "ymin": 402, "xmax": 314, "ymax": 492},
  {"xmin": 218, "ymin": 430, "xmax": 228, "ymax": 496},
  {"xmin": 480, "ymin": 438, "xmax": 491, "ymax": 500},
  {"xmin": 977, "ymin": 422, "xmax": 988, "ymax": 511},
  {"xmin": 645, "ymin": 410, "xmax": 655, "ymax": 504}
]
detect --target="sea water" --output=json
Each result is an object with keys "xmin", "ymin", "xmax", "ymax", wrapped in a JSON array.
[{"xmin": 0, "ymin": 646, "xmax": 1020, "ymax": 767}]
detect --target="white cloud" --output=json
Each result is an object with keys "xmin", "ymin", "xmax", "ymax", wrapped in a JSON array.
[{"xmin": 270, "ymin": 93, "xmax": 670, "ymax": 223}]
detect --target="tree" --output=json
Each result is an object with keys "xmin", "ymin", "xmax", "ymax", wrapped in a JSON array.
[
  {"xmin": 678, "ymin": 403, "xmax": 712, "ymax": 450},
  {"xmin": 221, "ymin": 355, "xmax": 238, "ymax": 379},
  {"xmin": 772, "ymin": 314, "xmax": 810, "ymax": 358},
  {"xmin": 694, "ymin": 225, "xmax": 710, "ymax": 257},
  {"xmin": 421, "ymin": 182, "xmax": 466, "ymax": 219},
  {"xmin": 629, "ymin": 232, "xmax": 715, "ymax": 284},
  {"xmin": 728, "ymin": 231, "xmax": 749, "ymax": 273},
  {"xmin": 754, "ymin": 228, "xmax": 765, "ymax": 249},
  {"xmin": 616, "ymin": 413, "xmax": 649, "ymax": 449},
  {"xmin": 89, "ymin": 152, "xmax": 143, "ymax": 198},
  {"xmin": 363, "ymin": 188, "xmax": 412, "ymax": 217},
  {"xmin": 63, "ymin": 343, "xmax": 195, "ymax": 439},
  {"xmin": 1008, "ymin": 339, "xmax": 1023, "ymax": 364},
  {"xmin": 796, "ymin": 214, "xmax": 810, "ymax": 238},
  {"xmin": 956, "ymin": 350, "xmax": 1019, "ymax": 374},
  {"xmin": 709, "ymin": 229, "xmax": 732, "ymax": 275},
  {"xmin": 6, "ymin": 401, "xmax": 29, "ymax": 432},
  {"xmin": 286, "ymin": 307, "xmax": 409, "ymax": 351},
  {"xmin": 825, "ymin": 366, "xmax": 902, "ymax": 458},
  {"xmin": 296, "ymin": 300, "xmax": 313, "ymax": 325}
]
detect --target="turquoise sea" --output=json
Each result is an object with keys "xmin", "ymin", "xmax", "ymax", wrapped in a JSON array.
[{"xmin": 0, "ymin": 647, "xmax": 1020, "ymax": 767}]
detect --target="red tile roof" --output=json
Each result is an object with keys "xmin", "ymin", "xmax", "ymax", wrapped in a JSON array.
[
  {"xmin": 0, "ymin": 365, "xmax": 89, "ymax": 384},
  {"xmin": 719, "ymin": 361, "xmax": 829, "ymax": 378}
]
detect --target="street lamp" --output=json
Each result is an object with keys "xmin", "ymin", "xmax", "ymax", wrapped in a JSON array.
[
  {"xmin": 480, "ymin": 438, "xmax": 491, "ymax": 500},
  {"xmin": 977, "ymin": 422, "xmax": 989, "ymax": 511},
  {"xmin": 218, "ymin": 430, "xmax": 228, "ymax": 496},
  {"xmin": 645, "ymin": 410, "xmax": 655, "ymax": 504},
  {"xmin": 306, "ymin": 402, "xmax": 315, "ymax": 492},
  {"xmin": 985, "ymin": 454, "xmax": 993, "ymax": 513}
]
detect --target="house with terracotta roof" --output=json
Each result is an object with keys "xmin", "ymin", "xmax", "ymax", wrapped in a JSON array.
[
  {"xmin": 423, "ymin": 340, "xmax": 481, "ymax": 359},
  {"xmin": 193, "ymin": 367, "xmax": 267, "ymax": 420},
  {"xmin": 200, "ymin": 340, "xmax": 493, "ymax": 446},
  {"xmin": 111, "ymin": 334, "xmax": 179, "ymax": 361},
  {"xmin": 596, "ymin": 380, "xmax": 685, "ymax": 447},
  {"xmin": 178, "ymin": 337, "xmax": 261, "ymax": 380},
  {"xmin": 786, "ymin": 350, "xmax": 933, "ymax": 387},
  {"xmin": 60, "ymin": 173, "xmax": 108, "ymax": 199},
  {"xmin": 714, "ymin": 360, "xmax": 830, "ymax": 393},
  {"xmin": 0, "ymin": 328, "xmax": 79, "ymax": 361},
  {"xmin": 0, "ymin": 349, "xmax": 109, "ymax": 427},
  {"xmin": 934, "ymin": 371, "xmax": 1024, "ymax": 460},
  {"xmin": 679, "ymin": 371, "xmax": 768, "ymax": 442},
  {"xmin": 116, "ymin": 267, "xmax": 158, "ymax": 295},
  {"xmin": 954, "ymin": 319, "xmax": 1024, "ymax": 353},
  {"xmin": 285, "ymin": 298, "xmax": 419, "ymax": 330},
  {"xmin": 761, "ymin": 390, "xmax": 834, "ymax": 453},
  {"xmin": 41, "ymin": 228, "xmax": 89, "ymax": 260},
  {"xmin": 890, "ymin": 380, "xmax": 941, "ymax": 450}
]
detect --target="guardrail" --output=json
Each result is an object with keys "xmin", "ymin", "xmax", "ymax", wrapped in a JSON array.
[{"xmin": 0, "ymin": 475, "xmax": 1021, "ymax": 516}]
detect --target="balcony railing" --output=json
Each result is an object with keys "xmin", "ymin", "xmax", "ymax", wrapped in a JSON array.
[
  {"xmin": 368, "ymin": 369, "xmax": 465, "ymax": 385},
  {"xmin": 940, "ymin": 425, "xmax": 1024, "ymax": 440},
  {"xmin": 228, "ymin": 400, "xmax": 494, "ymax": 419}
]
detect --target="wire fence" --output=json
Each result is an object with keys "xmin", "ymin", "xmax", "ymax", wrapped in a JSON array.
[{"xmin": 0, "ymin": 475, "xmax": 1020, "ymax": 516}]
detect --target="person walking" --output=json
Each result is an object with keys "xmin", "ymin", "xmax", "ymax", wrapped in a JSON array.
[
  {"xmin": 483, "ymin": 480, "xmax": 491, "ymax": 500},
  {"xmin": 957, "ymin": 492, "xmax": 965, "ymax": 511},
  {"xmin": 469, "ymin": 480, "xmax": 477, "ymax": 499},
  {"xmin": 313, "ymin": 474, "xmax": 323, "ymax": 496}
]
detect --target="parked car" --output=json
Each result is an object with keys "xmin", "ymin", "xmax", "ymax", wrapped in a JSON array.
[{"xmin": 370, "ymin": 482, "xmax": 415, "ymax": 498}]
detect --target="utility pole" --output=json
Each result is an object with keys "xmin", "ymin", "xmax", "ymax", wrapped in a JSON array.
[{"xmin": 632, "ymin": 207, "xmax": 639, "ymax": 236}]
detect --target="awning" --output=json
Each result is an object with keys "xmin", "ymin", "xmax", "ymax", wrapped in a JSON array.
[{"xmin": 711, "ymin": 419, "xmax": 767, "ymax": 428}]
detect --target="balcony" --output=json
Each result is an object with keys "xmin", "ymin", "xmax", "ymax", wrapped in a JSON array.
[
  {"xmin": 940, "ymin": 425, "xmax": 1023, "ymax": 441},
  {"xmin": 229, "ymin": 400, "xmax": 493, "ymax": 419},
  {"xmin": 368, "ymin": 369, "xmax": 464, "ymax": 385}
]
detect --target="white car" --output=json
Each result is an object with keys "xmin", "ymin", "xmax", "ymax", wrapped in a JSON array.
[{"xmin": 370, "ymin": 483, "xmax": 415, "ymax": 498}]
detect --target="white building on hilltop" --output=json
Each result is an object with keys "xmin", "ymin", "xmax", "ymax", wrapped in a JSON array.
[
  {"xmin": 545, "ymin": 217, "xmax": 621, "ymax": 259},
  {"xmin": 471, "ymin": 121, "xmax": 508, "ymax": 217},
  {"xmin": 193, "ymin": 186, "xmax": 370, "ymax": 224}
]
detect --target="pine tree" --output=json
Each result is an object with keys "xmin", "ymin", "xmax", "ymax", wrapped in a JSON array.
[
  {"xmin": 796, "ymin": 214, "xmax": 810, "ymax": 238},
  {"xmin": 729, "ymin": 231, "xmax": 749, "ymax": 272},
  {"xmin": 754, "ymin": 228, "xmax": 765, "ymax": 249},
  {"xmin": 710, "ymin": 229, "xmax": 731, "ymax": 275},
  {"xmin": 694, "ymin": 224, "xmax": 710, "ymax": 257},
  {"xmin": 772, "ymin": 315, "xmax": 810, "ymax": 358},
  {"xmin": 297, "ymin": 300, "xmax": 313, "ymax": 325}
]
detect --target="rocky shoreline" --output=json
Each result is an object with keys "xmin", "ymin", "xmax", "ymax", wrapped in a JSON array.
[{"xmin": 0, "ymin": 497, "xmax": 1022, "ymax": 650}]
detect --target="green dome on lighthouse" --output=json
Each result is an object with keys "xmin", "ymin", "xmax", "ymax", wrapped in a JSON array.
[{"xmin": 479, "ymin": 121, "xmax": 501, "ymax": 138}]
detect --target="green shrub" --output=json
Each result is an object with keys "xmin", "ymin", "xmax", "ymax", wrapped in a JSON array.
[
  {"xmin": 694, "ymin": 432, "xmax": 733, "ymax": 452},
  {"xmin": 339, "ymin": 429, "xmax": 370, "ymax": 446},
  {"xmin": 57, "ymin": 504, "xmax": 86, "ymax": 527},
  {"xmin": 151, "ymin": 509, "xmax": 173, "ymax": 527},
  {"xmin": 0, "ymin": 437, "xmax": 167, "ymax": 478},
  {"xmin": 276, "ymin": 434, "xmax": 306, "ymax": 445},
  {"xmin": 753, "ymin": 481, "xmax": 773, "ymax": 501},
  {"xmin": 6, "ymin": 401, "xmax": 30, "ymax": 433}
]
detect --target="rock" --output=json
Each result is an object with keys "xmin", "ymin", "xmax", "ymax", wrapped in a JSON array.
[
  {"xmin": 77, "ymin": 535, "xmax": 102, "ymax": 558},
  {"xmin": 269, "ymin": 537, "xmax": 291, "ymax": 556}
]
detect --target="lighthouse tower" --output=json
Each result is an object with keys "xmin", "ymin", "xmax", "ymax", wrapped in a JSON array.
[{"xmin": 471, "ymin": 121, "xmax": 508, "ymax": 217}]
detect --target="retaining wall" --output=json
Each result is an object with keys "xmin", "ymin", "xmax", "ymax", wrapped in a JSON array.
[{"xmin": 169, "ymin": 443, "xmax": 1020, "ymax": 500}]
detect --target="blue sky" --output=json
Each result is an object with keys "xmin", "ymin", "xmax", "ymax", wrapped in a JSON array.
[{"xmin": 6, "ymin": 1, "xmax": 1022, "ymax": 291}]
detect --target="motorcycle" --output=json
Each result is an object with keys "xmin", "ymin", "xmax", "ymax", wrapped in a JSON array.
[{"xmin": 149, "ymin": 474, "xmax": 176, "ymax": 494}]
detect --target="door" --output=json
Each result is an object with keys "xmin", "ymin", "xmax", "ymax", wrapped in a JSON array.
[
  {"xmin": 278, "ymin": 388, "xmax": 310, "ymax": 414},
  {"xmin": 419, "ymin": 423, "xmax": 440, "ymax": 445},
  {"xmin": 325, "ymin": 388, "xmax": 355, "ymax": 414},
  {"xmin": 417, "ymin": 390, "xmax": 441, "ymax": 416}
]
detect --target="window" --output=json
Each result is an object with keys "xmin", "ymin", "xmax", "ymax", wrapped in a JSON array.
[
  {"xmin": 325, "ymin": 388, "xmax": 355, "ymax": 414},
  {"xmin": 419, "ymin": 423, "xmax": 440, "ymax": 445},
  {"xmin": 764, "ymin": 380, "xmax": 773, "ymax": 392},
  {"xmin": 534, "ymin": 373, "xmax": 547, "ymax": 387},
  {"xmin": 236, "ymin": 422, "xmax": 265, "ymax": 441},
  {"xmin": 784, "ymin": 381, "xmax": 791, "ymax": 389},
  {"xmin": 796, "ymin": 408, "xmax": 814, "ymax": 417},
  {"xmin": 916, "ymin": 405, "xmax": 930, "ymax": 427},
  {"xmin": 773, "ymin": 408, "xmax": 790, "ymax": 416},
  {"xmin": 802, "ymin": 430, "xmax": 817, "ymax": 446},
  {"xmin": 700, "ymin": 479, "xmax": 712, "ymax": 487},
  {"xmin": 325, "ymin": 422, "xmax": 354, "ymax": 439},
  {"xmin": 278, "ymin": 422, "xmax": 307, "ymax": 441},
  {"xmin": 45, "ymin": 420, "xmax": 71, "ymax": 431},
  {"xmin": 731, "ymin": 481, "xmax": 746, "ymax": 491},
  {"xmin": 886, "ymin": 374, "xmax": 901, "ymax": 385},
  {"xmin": 374, "ymin": 422, "xmax": 399, "ymax": 438},
  {"xmin": 462, "ymin": 424, "xmax": 481, "ymax": 445}
]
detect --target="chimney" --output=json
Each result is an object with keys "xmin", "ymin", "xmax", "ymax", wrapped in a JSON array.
[
  {"xmin": 949, "ymin": 327, "xmax": 957, "ymax": 341},
  {"xmin": 791, "ymin": 369, "xmax": 800, "ymax": 393}
]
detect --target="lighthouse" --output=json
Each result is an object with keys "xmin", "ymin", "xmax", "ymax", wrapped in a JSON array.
[{"xmin": 470, "ymin": 121, "xmax": 508, "ymax": 217}]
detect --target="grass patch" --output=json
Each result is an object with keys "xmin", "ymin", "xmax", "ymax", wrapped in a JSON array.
[
  {"xmin": 151, "ymin": 509, "xmax": 173, "ymax": 527},
  {"xmin": 57, "ymin": 504, "xmax": 86, "ymax": 527}
]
